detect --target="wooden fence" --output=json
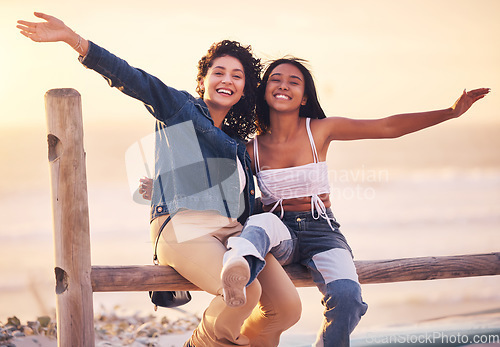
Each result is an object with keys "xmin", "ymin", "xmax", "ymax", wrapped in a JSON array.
[{"xmin": 45, "ymin": 88, "xmax": 500, "ymax": 346}]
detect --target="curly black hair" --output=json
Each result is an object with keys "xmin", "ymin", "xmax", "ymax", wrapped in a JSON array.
[
  {"xmin": 256, "ymin": 57, "xmax": 326, "ymax": 134},
  {"xmin": 196, "ymin": 40, "xmax": 262, "ymax": 140}
]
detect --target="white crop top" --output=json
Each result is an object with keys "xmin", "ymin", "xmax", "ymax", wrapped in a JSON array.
[{"xmin": 254, "ymin": 118, "xmax": 332, "ymax": 226}]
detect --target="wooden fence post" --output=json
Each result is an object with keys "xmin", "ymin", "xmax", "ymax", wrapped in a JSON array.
[{"xmin": 45, "ymin": 88, "xmax": 95, "ymax": 347}]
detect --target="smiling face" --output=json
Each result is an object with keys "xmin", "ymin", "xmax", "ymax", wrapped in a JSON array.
[
  {"xmin": 256, "ymin": 58, "xmax": 326, "ymax": 134},
  {"xmin": 198, "ymin": 55, "xmax": 246, "ymax": 112},
  {"xmin": 265, "ymin": 63, "xmax": 307, "ymax": 114}
]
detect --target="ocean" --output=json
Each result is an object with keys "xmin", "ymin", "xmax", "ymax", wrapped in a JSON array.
[{"xmin": 1, "ymin": 121, "xmax": 499, "ymax": 345}]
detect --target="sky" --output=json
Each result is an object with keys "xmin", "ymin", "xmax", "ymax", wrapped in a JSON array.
[{"xmin": 1, "ymin": 0, "xmax": 500, "ymax": 131}]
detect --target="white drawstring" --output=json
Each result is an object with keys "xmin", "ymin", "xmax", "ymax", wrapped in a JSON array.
[
  {"xmin": 269, "ymin": 198, "xmax": 284, "ymax": 219},
  {"xmin": 270, "ymin": 195, "xmax": 334, "ymax": 229},
  {"xmin": 263, "ymin": 194, "xmax": 337, "ymax": 231},
  {"xmin": 311, "ymin": 195, "xmax": 335, "ymax": 230}
]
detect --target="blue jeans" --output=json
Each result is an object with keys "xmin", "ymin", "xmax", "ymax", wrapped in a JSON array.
[{"xmin": 236, "ymin": 209, "xmax": 368, "ymax": 346}]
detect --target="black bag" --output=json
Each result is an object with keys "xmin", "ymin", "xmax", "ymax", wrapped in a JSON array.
[
  {"xmin": 149, "ymin": 290, "xmax": 192, "ymax": 309},
  {"xmin": 149, "ymin": 214, "xmax": 192, "ymax": 310}
]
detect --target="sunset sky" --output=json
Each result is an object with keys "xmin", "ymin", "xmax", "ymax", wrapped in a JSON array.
[{"xmin": 1, "ymin": 0, "xmax": 499, "ymax": 130}]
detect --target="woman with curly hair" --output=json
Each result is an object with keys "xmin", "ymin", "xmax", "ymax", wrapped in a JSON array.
[{"xmin": 17, "ymin": 12, "xmax": 301, "ymax": 346}]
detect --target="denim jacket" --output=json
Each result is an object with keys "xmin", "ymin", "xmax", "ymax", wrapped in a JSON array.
[{"xmin": 79, "ymin": 41, "xmax": 255, "ymax": 223}]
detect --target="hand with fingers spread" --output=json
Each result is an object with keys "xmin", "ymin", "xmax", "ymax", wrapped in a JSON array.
[
  {"xmin": 17, "ymin": 12, "xmax": 69, "ymax": 42},
  {"xmin": 17, "ymin": 12, "xmax": 88, "ymax": 55},
  {"xmin": 451, "ymin": 88, "xmax": 491, "ymax": 118}
]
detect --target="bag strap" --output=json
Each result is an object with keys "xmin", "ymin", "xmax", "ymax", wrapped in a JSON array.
[{"xmin": 153, "ymin": 213, "xmax": 176, "ymax": 265}]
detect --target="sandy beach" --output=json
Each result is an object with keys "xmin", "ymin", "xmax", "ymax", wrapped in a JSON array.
[{"xmin": 5, "ymin": 308, "xmax": 500, "ymax": 346}]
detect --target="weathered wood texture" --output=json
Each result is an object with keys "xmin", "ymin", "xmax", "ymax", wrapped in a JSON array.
[
  {"xmin": 91, "ymin": 252, "xmax": 500, "ymax": 292},
  {"xmin": 46, "ymin": 89, "xmax": 95, "ymax": 347}
]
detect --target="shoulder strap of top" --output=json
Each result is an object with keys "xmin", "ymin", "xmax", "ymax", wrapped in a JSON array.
[
  {"xmin": 305, "ymin": 118, "xmax": 319, "ymax": 163},
  {"xmin": 253, "ymin": 136, "xmax": 261, "ymax": 173}
]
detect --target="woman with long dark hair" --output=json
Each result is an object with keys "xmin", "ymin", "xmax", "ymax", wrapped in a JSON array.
[{"xmin": 220, "ymin": 57, "xmax": 489, "ymax": 346}]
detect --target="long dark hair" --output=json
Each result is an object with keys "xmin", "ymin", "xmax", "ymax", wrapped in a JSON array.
[
  {"xmin": 256, "ymin": 57, "xmax": 326, "ymax": 134},
  {"xmin": 197, "ymin": 40, "xmax": 262, "ymax": 140}
]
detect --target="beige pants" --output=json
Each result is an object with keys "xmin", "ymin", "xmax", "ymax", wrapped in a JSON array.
[{"xmin": 151, "ymin": 214, "xmax": 301, "ymax": 346}]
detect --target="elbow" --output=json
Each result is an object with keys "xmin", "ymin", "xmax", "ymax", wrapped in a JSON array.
[
  {"xmin": 375, "ymin": 118, "xmax": 406, "ymax": 139},
  {"xmin": 381, "ymin": 125, "xmax": 405, "ymax": 139},
  {"xmin": 389, "ymin": 130, "xmax": 406, "ymax": 139}
]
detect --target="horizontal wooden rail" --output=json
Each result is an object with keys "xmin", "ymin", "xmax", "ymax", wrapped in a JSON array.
[{"xmin": 91, "ymin": 252, "xmax": 500, "ymax": 292}]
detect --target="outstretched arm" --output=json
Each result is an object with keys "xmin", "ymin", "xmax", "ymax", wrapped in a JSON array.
[
  {"xmin": 17, "ymin": 12, "xmax": 89, "ymax": 56},
  {"xmin": 17, "ymin": 12, "xmax": 187, "ymax": 122},
  {"xmin": 325, "ymin": 88, "xmax": 491, "ymax": 141}
]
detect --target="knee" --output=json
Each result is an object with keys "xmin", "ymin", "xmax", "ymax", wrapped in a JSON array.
[
  {"xmin": 245, "ymin": 213, "xmax": 289, "ymax": 248},
  {"xmin": 325, "ymin": 279, "xmax": 367, "ymax": 315},
  {"xmin": 282, "ymin": 292, "xmax": 302, "ymax": 328},
  {"xmin": 277, "ymin": 308, "xmax": 301, "ymax": 332},
  {"xmin": 246, "ymin": 212, "xmax": 280, "ymax": 229},
  {"xmin": 265, "ymin": 287, "xmax": 302, "ymax": 329},
  {"xmin": 246, "ymin": 279, "xmax": 262, "ymax": 307}
]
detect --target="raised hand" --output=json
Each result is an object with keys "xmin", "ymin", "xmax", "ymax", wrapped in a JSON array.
[
  {"xmin": 17, "ymin": 12, "xmax": 72, "ymax": 43},
  {"xmin": 451, "ymin": 88, "xmax": 491, "ymax": 118}
]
